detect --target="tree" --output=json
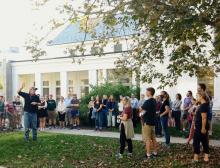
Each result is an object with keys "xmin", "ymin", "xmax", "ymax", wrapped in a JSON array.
[{"xmin": 27, "ymin": 0, "xmax": 220, "ymax": 88}]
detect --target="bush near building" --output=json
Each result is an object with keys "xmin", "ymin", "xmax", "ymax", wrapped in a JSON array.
[{"xmin": 79, "ymin": 83, "xmax": 140, "ymax": 126}]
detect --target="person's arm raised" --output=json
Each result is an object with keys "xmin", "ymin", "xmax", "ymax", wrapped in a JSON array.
[{"xmin": 17, "ymin": 83, "xmax": 25, "ymax": 94}]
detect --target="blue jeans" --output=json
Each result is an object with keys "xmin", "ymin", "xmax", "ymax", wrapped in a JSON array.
[
  {"xmin": 160, "ymin": 116, "xmax": 170, "ymax": 145},
  {"xmin": 24, "ymin": 112, "xmax": 37, "ymax": 141},
  {"xmin": 102, "ymin": 109, "xmax": 108, "ymax": 128},
  {"xmin": 95, "ymin": 111, "xmax": 103, "ymax": 130},
  {"xmin": 155, "ymin": 114, "xmax": 162, "ymax": 135}
]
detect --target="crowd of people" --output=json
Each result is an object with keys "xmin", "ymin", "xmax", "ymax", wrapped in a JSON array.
[
  {"xmin": 114, "ymin": 83, "xmax": 213, "ymax": 162},
  {"xmin": 0, "ymin": 82, "xmax": 213, "ymax": 162}
]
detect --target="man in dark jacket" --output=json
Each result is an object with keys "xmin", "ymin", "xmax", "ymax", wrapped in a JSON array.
[{"xmin": 18, "ymin": 83, "xmax": 40, "ymax": 141}]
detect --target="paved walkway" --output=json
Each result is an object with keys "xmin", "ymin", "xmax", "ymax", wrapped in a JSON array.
[{"xmin": 44, "ymin": 129, "xmax": 220, "ymax": 147}]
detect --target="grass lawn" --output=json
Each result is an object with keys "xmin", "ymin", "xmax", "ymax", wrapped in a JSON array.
[
  {"xmin": 0, "ymin": 132, "xmax": 220, "ymax": 168},
  {"xmin": 107, "ymin": 123, "xmax": 220, "ymax": 140}
]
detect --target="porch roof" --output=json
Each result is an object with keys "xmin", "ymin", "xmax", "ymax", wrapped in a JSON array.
[{"xmin": 48, "ymin": 16, "xmax": 136, "ymax": 46}]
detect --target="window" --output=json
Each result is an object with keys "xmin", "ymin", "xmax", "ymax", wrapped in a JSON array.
[
  {"xmin": 42, "ymin": 81, "xmax": 49, "ymax": 96},
  {"xmin": 97, "ymin": 70, "xmax": 104, "ymax": 85},
  {"xmin": 43, "ymin": 81, "xmax": 49, "ymax": 87},
  {"xmin": 107, "ymin": 69, "xmax": 131, "ymax": 86},
  {"xmin": 43, "ymin": 88, "xmax": 49, "ymax": 97},
  {"xmin": 56, "ymin": 80, "xmax": 60, "ymax": 86},
  {"xmin": 56, "ymin": 87, "xmax": 61, "ymax": 101},
  {"xmin": 114, "ymin": 44, "xmax": 122, "ymax": 53},
  {"xmin": 81, "ymin": 86, "xmax": 89, "ymax": 97},
  {"xmin": 81, "ymin": 79, "xmax": 89, "ymax": 85},
  {"xmin": 68, "ymin": 87, "xmax": 74, "ymax": 94},
  {"xmin": 68, "ymin": 80, "xmax": 73, "ymax": 85}
]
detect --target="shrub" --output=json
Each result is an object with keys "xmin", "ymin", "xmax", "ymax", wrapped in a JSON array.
[{"xmin": 79, "ymin": 82, "xmax": 140, "ymax": 126}]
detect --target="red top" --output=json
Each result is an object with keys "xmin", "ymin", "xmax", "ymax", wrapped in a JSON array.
[
  {"xmin": 6, "ymin": 103, "xmax": 15, "ymax": 113},
  {"xmin": 122, "ymin": 106, "xmax": 132, "ymax": 119}
]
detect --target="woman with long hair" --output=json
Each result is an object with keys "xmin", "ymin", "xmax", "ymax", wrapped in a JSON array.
[
  {"xmin": 193, "ymin": 92, "xmax": 210, "ymax": 162},
  {"xmin": 116, "ymin": 96, "xmax": 134, "ymax": 159},
  {"xmin": 88, "ymin": 96, "xmax": 95, "ymax": 127},
  {"xmin": 159, "ymin": 91, "xmax": 171, "ymax": 146},
  {"xmin": 38, "ymin": 96, "xmax": 47, "ymax": 131},
  {"xmin": 107, "ymin": 95, "xmax": 117, "ymax": 127},
  {"xmin": 94, "ymin": 95, "xmax": 103, "ymax": 131},
  {"xmin": 172, "ymin": 93, "xmax": 182, "ymax": 130}
]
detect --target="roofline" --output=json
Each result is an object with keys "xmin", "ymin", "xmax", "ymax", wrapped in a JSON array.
[
  {"xmin": 48, "ymin": 34, "xmax": 136, "ymax": 46},
  {"xmin": 10, "ymin": 50, "xmax": 131, "ymax": 63}
]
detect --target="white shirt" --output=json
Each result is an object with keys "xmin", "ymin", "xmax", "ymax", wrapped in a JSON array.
[{"xmin": 57, "ymin": 101, "xmax": 66, "ymax": 112}]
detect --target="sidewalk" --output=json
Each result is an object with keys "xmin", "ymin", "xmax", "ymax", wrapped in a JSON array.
[{"xmin": 44, "ymin": 128, "xmax": 220, "ymax": 147}]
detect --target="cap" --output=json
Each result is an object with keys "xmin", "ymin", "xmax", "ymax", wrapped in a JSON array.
[{"xmin": 29, "ymin": 87, "xmax": 38, "ymax": 91}]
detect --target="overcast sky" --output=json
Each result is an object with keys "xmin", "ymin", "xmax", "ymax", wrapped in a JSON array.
[{"xmin": 0, "ymin": 0, "xmax": 77, "ymax": 49}]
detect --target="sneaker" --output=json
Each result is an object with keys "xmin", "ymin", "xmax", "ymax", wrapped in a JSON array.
[
  {"xmin": 115, "ymin": 153, "xmax": 123, "ymax": 160},
  {"xmin": 144, "ymin": 154, "xmax": 152, "ymax": 160},
  {"xmin": 127, "ymin": 153, "xmax": 133, "ymax": 157}
]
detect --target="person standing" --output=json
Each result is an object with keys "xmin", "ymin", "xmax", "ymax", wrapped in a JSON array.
[
  {"xmin": 155, "ymin": 96, "xmax": 162, "ymax": 137},
  {"xmin": 172, "ymin": 94, "xmax": 182, "ymax": 131},
  {"xmin": 18, "ymin": 83, "xmax": 40, "ymax": 141},
  {"xmin": 140, "ymin": 87, "xmax": 158, "ymax": 159},
  {"xmin": 38, "ymin": 96, "xmax": 47, "ymax": 131},
  {"xmin": 64, "ymin": 94, "xmax": 72, "ymax": 127},
  {"xmin": 187, "ymin": 98, "xmax": 198, "ymax": 144},
  {"xmin": 182, "ymin": 91, "xmax": 193, "ymax": 132},
  {"xmin": 88, "ymin": 96, "xmax": 95, "ymax": 128},
  {"xmin": 57, "ymin": 96, "xmax": 66, "ymax": 128},
  {"xmin": 138, "ymin": 94, "xmax": 145, "ymax": 108},
  {"xmin": 160, "ymin": 91, "xmax": 171, "ymax": 146},
  {"xmin": 107, "ymin": 95, "xmax": 117, "ymax": 127},
  {"xmin": 130, "ymin": 94, "xmax": 139, "ymax": 128},
  {"xmin": 197, "ymin": 83, "xmax": 213, "ymax": 135},
  {"xmin": 47, "ymin": 94, "xmax": 57, "ymax": 128},
  {"xmin": 94, "ymin": 96, "xmax": 103, "ymax": 131},
  {"xmin": 13, "ymin": 96, "xmax": 23, "ymax": 129},
  {"xmin": 116, "ymin": 96, "xmax": 134, "ymax": 159},
  {"xmin": 102, "ymin": 95, "xmax": 108, "ymax": 128},
  {"xmin": 0, "ymin": 94, "xmax": 5, "ymax": 130},
  {"xmin": 118, "ymin": 95, "xmax": 124, "ymax": 114},
  {"xmin": 70, "ymin": 94, "xmax": 80, "ymax": 129},
  {"xmin": 193, "ymin": 92, "xmax": 210, "ymax": 162}
]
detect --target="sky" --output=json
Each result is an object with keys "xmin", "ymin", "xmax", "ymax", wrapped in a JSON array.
[{"xmin": 0, "ymin": 0, "xmax": 70, "ymax": 50}]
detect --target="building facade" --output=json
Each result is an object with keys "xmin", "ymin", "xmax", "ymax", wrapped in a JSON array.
[{"xmin": 1, "ymin": 23, "xmax": 220, "ymax": 117}]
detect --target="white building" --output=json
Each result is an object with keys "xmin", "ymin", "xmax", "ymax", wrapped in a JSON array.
[{"xmin": 1, "ymin": 22, "xmax": 220, "ymax": 117}]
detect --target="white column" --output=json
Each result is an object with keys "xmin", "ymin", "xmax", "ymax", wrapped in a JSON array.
[
  {"xmin": 213, "ymin": 73, "xmax": 220, "ymax": 111},
  {"xmin": 12, "ymin": 73, "xmax": 19, "ymax": 98},
  {"xmin": 35, "ymin": 72, "xmax": 42, "ymax": 95},
  {"xmin": 88, "ymin": 69, "xmax": 97, "ymax": 91},
  {"xmin": 60, "ymin": 71, "xmax": 68, "ymax": 97}
]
